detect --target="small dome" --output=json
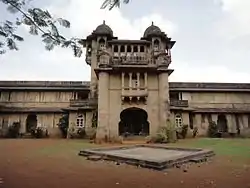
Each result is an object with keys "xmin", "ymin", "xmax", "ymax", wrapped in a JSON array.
[
  {"xmin": 143, "ymin": 22, "xmax": 162, "ymax": 38},
  {"xmin": 93, "ymin": 20, "xmax": 113, "ymax": 36}
]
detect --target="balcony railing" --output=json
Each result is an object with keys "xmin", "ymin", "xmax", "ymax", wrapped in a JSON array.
[
  {"xmin": 112, "ymin": 53, "xmax": 150, "ymax": 65},
  {"xmin": 70, "ymin": 99, "xmax": 97, "ymax": 108},
  {"xmin": 170, "ymin": 100, "xmax": 189, "ymax": 107}
]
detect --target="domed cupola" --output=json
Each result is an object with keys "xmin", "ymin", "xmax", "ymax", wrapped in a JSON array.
[
  {"xmin": 93, "ymin": 20, "xmax": 113, "ymax": 37},
  {"xmin": 143, "ymin": 22, "xmax": 162, "ymax": 38}
]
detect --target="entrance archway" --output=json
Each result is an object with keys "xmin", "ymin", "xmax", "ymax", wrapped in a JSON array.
[
  {"xmin": 119, "ymin": 107, "xmax": 149, "ymax": 136},
  {"xmin": 217, "ymin": 114, "xmax": 228, "ymax": 133},
  {"xmin": 26, "ymin": 114, "xmax": 37, "ymax": 133}
]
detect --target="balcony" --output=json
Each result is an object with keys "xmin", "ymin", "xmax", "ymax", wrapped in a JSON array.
[
  {"xmin": 170, "ymin": 100, "xmax": 189, "ymax": 107},
  {"xmin": 122, "ymin": 88, "xmax": 148, "ymax": 98},
  {"xmin": 112, "ymin": 53, "xmax": 150, "ymax": 65},
  {"xmin": 70, "ymin": 99, "xmax": 97, "ymax": 108}
]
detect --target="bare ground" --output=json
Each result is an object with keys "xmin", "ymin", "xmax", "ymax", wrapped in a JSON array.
[{"xmin": 0, "ymin": 139, "xmax": 250, "ymax": 188}]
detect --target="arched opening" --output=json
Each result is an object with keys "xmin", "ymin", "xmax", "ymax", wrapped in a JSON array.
[
  {"xmin": 127, "ymin": 45, "xmax": 132, "ymax": 52},
  {"xmin": 140, "ymin": 45, "xmax": 145, "ymax": 52},
  {"xmin": 120, "ymin": 45, "xmax": 125, "ymax": 52},
  {"xmin": 99, "ymin": 38, "xmax": 106, "ymax": 50},
  {"xmin": 153, "ymin": 39, "xmax": 160, "ymax": 51},
  {"xmin": 217, "ymin": 114, "xmax": 228, "ymax": 133},
  {"xmin": 87, "ymin": 45, "xmax": 92, "ymax": 56},
  {"xmin": 119, "ymin": 107, "xmax": 149, "ymax": 137},
  {"xmin": 114, "ymin": 45, "xmax": 118, "ymax": 52},
  {"xmin": 26, "ymin": 114, "xmax": 37, "ymax": 133},
  {"xmin": 133, "ymin": 46, "xmax": 138, "ymax": 52}
]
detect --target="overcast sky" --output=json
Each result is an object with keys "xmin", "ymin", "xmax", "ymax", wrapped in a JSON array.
[{"xmin": 0, "ymin": 0, "xmax": 249, "ymax": 83}]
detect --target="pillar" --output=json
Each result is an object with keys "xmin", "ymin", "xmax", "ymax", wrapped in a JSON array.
[
  {"xmin": 211, "ymin": 114, "xmax": 217, "ymax": 123},
  {"xmin": 129, "ymin": 73, "xmax": 132, "ymax": 90},
  {"xmin": 121, "ymin": 72, "xmax": 125, "ymax": 89},
  {"xmin": 136, "ymin": 72, "xmax": 140, "ymax": 89},
  {"xmin": 158, "ymin": 72, "xmax": 170, "ymax": 127},
  {"xmin": 90, "ymin": 41, "xmax": 98, "ymax": 98},
  {"xmin": 96, "ymin": 71, "xmax": 110, "ymax": 140},
  {"xmin": 144, "ymin": 72, "xmax": 148, "ymax": 89},
  {"xmin": 226, "ymin": 114, "xmax": 237, "ymax": 133}
]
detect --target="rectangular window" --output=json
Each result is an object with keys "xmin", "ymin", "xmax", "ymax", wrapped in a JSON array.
[{"xmin": 76, "ymin": 114, "xmax": 85, "ymax": 128}]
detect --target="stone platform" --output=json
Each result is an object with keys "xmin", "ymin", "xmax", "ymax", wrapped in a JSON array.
[{"xmin": 79, "ymin": 145, "xmax": 215, "ymax": 170}]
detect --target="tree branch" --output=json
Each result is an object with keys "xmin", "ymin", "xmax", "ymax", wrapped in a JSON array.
[{"xmin": 4, "ymin": 0, "xmax": 59, "ymax": 42}]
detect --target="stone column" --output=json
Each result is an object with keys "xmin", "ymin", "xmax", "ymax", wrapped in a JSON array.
[
  {"xmin": 242, "ymin": 115, "xmax": 248, "ymax": 129},
  {"xmin": 90, "ymin": 41, "xmax": 98, "ymax": 98},
  {"xmin": 226, "ymin": 114, "xmax": 237, "ymax": 133},
  {"xmin": 121, "ymin": 72, "xmax": 125, "ymax": 89},
  {"xmin": 211, "ymin": 114, "xmax": 217, "ymax": 123},
  {"xmin": 158, "ymin": 72, "xmax": 170, "ymax": 127},
  {"xmin": 136, "ymin": 72, "xmax": 140, "ymax": 89},
  {"xmin": 144, "ymin": 72, "xmax": 147, "ymax": 89},
  {"xmin": 96, "ymin": 71, "xmax": 109, "ymax": 140},
  {"xmin": 129, "ymin": 73, "xmax": 132, "ymax": 90}
]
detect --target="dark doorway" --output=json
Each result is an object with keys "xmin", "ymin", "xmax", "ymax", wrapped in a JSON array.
[
  {"xmin": 217, "ymin": 114, "xmax": 228, "ymax": 133},
  {"xmin": 26, "ymin": 114, "xmax": 37, "ymax": 133},
  {"xmin": 119, "ymin": 107, "xmax": 149, "ymax": 136}
]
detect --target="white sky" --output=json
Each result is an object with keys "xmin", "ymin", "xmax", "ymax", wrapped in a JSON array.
[{"xmin": 0, "ymin": 0, "xmax": 249, "ymax": 83}]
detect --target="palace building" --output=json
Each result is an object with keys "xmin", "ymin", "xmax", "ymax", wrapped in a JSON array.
[{"xmin": 1, "ymin": 21, "xmax": 250, "ymax": 139}]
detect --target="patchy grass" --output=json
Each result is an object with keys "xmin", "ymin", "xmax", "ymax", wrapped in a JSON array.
[
  {"xmin": 169, "ymin": 138, "xmax": 250, "ymax": 162},
  {"xmin": 34, "ymin": 139, "xmax": 98, "ymax": 156},
  {"xmin": 1, "ymin": 138, "xmax": 250, "ymax": 188}
]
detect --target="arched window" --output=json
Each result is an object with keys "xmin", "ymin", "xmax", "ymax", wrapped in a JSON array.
[
  {"xmin": 133, "ymin": 46, "xmax": 138, "ymax": 52},
  {"xmin": 140, "ymin": 45, "xmax": 145, "ymax": 52},
  {"xmin": 153, "ymin": 39, "xmax": 160, "ymax": 51},
  {"xmin": 114, "ymin": 45, "xmax": 118, "ymax": 52},
  {"xmin": 175, "ymin": 114, "xmax": 182, "ymax": 128},
  {"xmin": 120, "ymin": 45, "xmax": 125, "ymax": 52},
  {"xmin": 127, "ymin": 45, "xmax": 132, "ymax": 52},
  {"xmin": 99, "ymin": 38, "xmax": 106, "ymax": 50},
  {"xmin": 76, "ymin": 115, "xmax": 84, "ymax": 127},
  {"xmin": 87, "ymin": 45, "xmax": 92, "ymax": 55}
]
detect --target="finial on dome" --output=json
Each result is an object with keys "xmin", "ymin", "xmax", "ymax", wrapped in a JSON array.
[
  {"xmin": 103, "ymin": 20, "xmax": 106, "ymax": 24},
  {"xmin": 152, "ymin": 21, "xmax": 154, "ymax": 25}
]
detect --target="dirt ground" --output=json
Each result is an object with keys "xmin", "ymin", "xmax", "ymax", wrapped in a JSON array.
[{"xmin": 0, "ymin": 139, "xmax": 250, "ymax": 188}]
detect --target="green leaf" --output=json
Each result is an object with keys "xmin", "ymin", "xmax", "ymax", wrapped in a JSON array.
[
  {"xmin": 57, "ymin": 18, "xmax": 70, "ymax": 28},
  {"xmin": 22, "ymin": 17, "xmax": 32, "ymax": 26},
  {"xmin": 0, "ymin": 41, "xmax": 4, "ymax": 47},
  {"xmin": 44, "ymin": 10, "xmax": 52, "ymax": 19},
  {"xmin": 100, "ymin": 0, "xmax": 129, "ymax": 10},
  {"xmin": 72, "ymin": 45, "xmax": 82, "ymax": 57},
  {"xmin": 0, "ymin": 30, "xmax": 8, "ymax": 37},
  {"xmin": 6, "ymin": 38, "xmax": 18, "ymax": 50},
  {"xmin": 42, "ymin": 36, "xmax": 53, "ymax": 44},
  {"xmin": 49, "ymin": 22, "xmax": 59, "ymax": 36},
  {"xmin": 45, "ymin": 42, "xmax": 54, "ymax": 51},
  {"xmin": 61, "ymin": 40, "xmax": 72, "ymax": 48},
  {"xmin": 12, "ymin": 34, "xmax": 24, "ymax": 41},
  {"xmin": 29, "ymin": 25, "xmax": 38, "ymax": 35}
]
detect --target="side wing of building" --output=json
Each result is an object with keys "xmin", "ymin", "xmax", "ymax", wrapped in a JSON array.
[{"xmin": 169, "ymin": 82, "xmax": 250, "ymax": 135}]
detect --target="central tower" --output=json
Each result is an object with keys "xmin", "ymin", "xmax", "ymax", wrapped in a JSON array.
[{"xmin": 83, "ymin": 21, "xmax": 176, "ymax": 141}]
